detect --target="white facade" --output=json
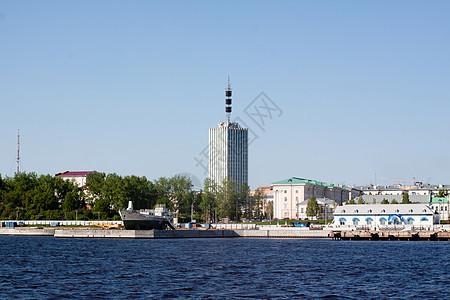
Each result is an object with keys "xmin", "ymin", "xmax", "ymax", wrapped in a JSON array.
[
  {"xmin": 332, "ymin": 204, "xmax": 438, "ymax": 230},
  {"xmin": 55, "ymin": 171, "xmax": 95, "ymax": 187},
  {"xmin": 209, "ymin": 122, "xmax": 248, "ymax": 187},
  {"xmin": 430, "ymin": 198, "xmax": 450, "ymax": 221}
]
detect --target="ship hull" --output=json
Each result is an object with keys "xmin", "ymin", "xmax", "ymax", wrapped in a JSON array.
[
  {"xmin": 119, "ymin": 210, "xmax": 175, "ymax": 230},
  {"xmin": 122, "ymin": 219, "xmax": 174, "ymax": 230}
]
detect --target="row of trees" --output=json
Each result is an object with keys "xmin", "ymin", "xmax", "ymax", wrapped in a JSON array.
[
  {"xmin": 0, "ymin": 172, "xmax": 270, "ymax": 222},
  {"xmin": 0, "ymin": 172, "xmax": 198, "ymax": 221},
  {"xmin": 0, "ymin": 172, "xmax": 84, "ymax": 220},
  {"xmin": 200, "ymin": 178, "xmax": 271, "ymax": 223},
  {"xmin": 346, "ymin": 193, "xmax": 411, "ymax": 205}
]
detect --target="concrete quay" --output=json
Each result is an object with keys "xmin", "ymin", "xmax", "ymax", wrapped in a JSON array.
[
  {"xmin": 2, "ymin": 227, "xmax": 449, "ymax": 240},
  {"xmin": 52, "ymin": 228, "xmax": 332, "ymax": 239},
  {"xmin": 53, "ymin": 229, "xmax": 239, "ymax": 239},
  {"xmin": 0, "ymin": 228, "xmax": 55, "ymax": 236},
  {"xmin": 331, "ymin": 230, "xmax": 450, "ymax": 241}
]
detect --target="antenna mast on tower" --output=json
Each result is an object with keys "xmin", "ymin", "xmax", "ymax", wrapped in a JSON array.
[
  {"xmin": 225, "ymin": 76, "xmax": 232, "ymax": 123},
  {"xmin": 17, "ymin": 129, "xmax": 20, "ymax": 175}
]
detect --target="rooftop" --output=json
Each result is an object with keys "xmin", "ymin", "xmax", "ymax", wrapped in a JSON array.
[
  {"xmin": 272, "ymin": 177, "xmax": 341, "ymax": 189},
  {"xmin": 55, "ymin": 171, "xmax": 96, "ymax": 177},
  {"xmin": 431, "ymin": 197, "xmax": 449, "ymax": 203}
]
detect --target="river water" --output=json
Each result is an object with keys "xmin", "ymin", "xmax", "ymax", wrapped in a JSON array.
[{"xmin": 0, "ymin": 236, "xmax": 448, "ymax": 299}]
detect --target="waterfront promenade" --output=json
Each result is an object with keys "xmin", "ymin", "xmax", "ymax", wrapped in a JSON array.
[{"xmin": 1, "ymin": 227, "xmax": 449, "ymax": 240}]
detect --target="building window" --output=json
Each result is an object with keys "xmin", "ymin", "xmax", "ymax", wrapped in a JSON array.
[
  {"xmin": 393, "ymin": 218, "xmax": 400, "ymax": 225},
  {"xmin": 284, "ymin": 197, "xmax": 287, "ymax": 202},
  {"xmin": 296, "ymin": 190, "xmax": 298, "ymax": 193},
  {"xmin": 301, "ymin": 208, "xmax": 304, "ymax": 213},
  {"xmin": 284, "ymin": 204, "xmax": 287, "ymax": 210},
  {"xmin": 284, "ymin": 212, "xmax": 288, "ymax": 217},
  {"xmin": 366, "ymin": 218, "xmax": 372, "ymax": 226},
  {"xmin": 380, "ymin": 218, "xmax": 386, "ymax": 225},
  {"xmin": 296, "ymin": 197, "xmax": 298, "ymax": 202},
  {"xmin": 353, "ymin": 218, "xmax": 359, "ymax": 226},
  {"xmin": 339, "ymin": 218, "xmax": 346, "ymax": 225},
  {"xmin": 284, "ymin": 190, "xmax": 287, "ymax": 194},
  {"xmin": 406, "ymin": 218, "xmax": 414, "ymax": 225}
]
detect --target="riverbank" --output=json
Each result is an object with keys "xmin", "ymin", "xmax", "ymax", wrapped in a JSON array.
[
  {"xmin": 1, "ymin": 227, "xmax": 449, "ymax": 240},
  {"xmin": 0, "ymin": 227, "xmax": 330, "ymax": 238}
]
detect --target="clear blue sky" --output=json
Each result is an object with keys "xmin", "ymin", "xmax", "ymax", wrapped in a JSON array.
[{"xmin": 1, "ymin": 1, "xmax": 449, "ymax": 189}]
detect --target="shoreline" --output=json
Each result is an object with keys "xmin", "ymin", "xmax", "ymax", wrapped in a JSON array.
[{"xmin": 1, "ymin": 227, "xmax": 449, "ymax": 240}]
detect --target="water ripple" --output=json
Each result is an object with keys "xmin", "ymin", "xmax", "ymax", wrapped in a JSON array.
[{"xmin": 0, "ymin": 237, "xmax": 449, "ymax": 298}]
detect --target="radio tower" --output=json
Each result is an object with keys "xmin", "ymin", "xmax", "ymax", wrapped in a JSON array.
[
  {"xmin": 16, "ymin": 129, "xmax": 20, "ymax": 175},
  {"xmin": 225, "ymin": 76, "xmax": 232, "ymax": 123}
]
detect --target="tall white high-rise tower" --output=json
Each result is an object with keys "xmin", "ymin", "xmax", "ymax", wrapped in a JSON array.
[{"xmin": 208, "ymin": 79, "xmax": 248, "ymax": 187}]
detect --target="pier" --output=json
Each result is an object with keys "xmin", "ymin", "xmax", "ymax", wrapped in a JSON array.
[{"xmin": 331, "ymin": 230, "xmax": 450, "ymax": 241}]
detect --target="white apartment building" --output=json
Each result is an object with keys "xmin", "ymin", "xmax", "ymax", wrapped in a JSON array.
[
  {"xmin": 55, "ymin": 171, "xmax": 96, "ymax": 187},
  {"xmin": 209, "ymin": 122, "xmax": 248, "ymax": 187}
]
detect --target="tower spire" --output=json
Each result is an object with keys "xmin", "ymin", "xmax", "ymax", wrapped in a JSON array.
[{"xmin": 225, "ymin": 76, "xmax": 232, "ymax": 123}]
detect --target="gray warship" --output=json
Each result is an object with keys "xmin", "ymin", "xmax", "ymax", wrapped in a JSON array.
[{"xmin": 119, "ymin": 201, "xmax": 175, "ymax": 230}]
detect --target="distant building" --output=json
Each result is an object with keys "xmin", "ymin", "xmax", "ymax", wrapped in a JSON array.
[
  {"xmin": 55, "ymin": 171, "xmax": 96, "ymax": 188},
  {"xmin": 297, "ymin": 197, "xmax": 335, "ymax": 220},
  {"xmin": 333, "ymin": 204, "xmax": 438, "ymax": 230},
  {"xmin": 358, "ymin": 184, "xmax": 450, "ymax": 197},
  {"xmin": 356, "ymin": 184, "xmax": 450, "ymax": 219},
  {"xmin": 272, "ymin": 177, "xmax": 354, "ymax": 220},
  {"xmin": 358, "ymin": 194, "xmax": 430, "ymax": 205},
  {"xmin": 208, "ymin": 81, "xmax": 248, "ymax": 187},
  {"xmin": 430, "ymin": 197, "xmax": 449, "ymax": 221}
]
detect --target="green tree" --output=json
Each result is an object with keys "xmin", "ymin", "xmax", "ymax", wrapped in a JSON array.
[
  {"xmin": 216, "ymin": 178, "xmax": 239, "ymax": 220},
  {"xmin": 153, "ymin": 175, "xmax": 193, "ymax": 217},
  {"xmin": 169, "ymin": 175, "xmax": 193, "ymax": 217},
  {"xmin": 252, "ymin": 188, "xmax": 266, "ymax": 220},
  {"xmin": 121, "ymin": 175, "xmax": 157, "ymax": 210},
  {"xmin": 401, "ymin": 192, "xmax": 410, "ymax": 204},
  {"xmin": 237, "ymin": 183, "xmax": 250, "ymax": 221},
  {"xmin": 266, "ymin": 201, "xmax": 274, "ymax": 220},
  {"xmin": 306, "ymin": 196, "xmax": 319, "ymax": 219},
  {"xmin": 381, "ymin": 198, "xmax": 389, "ymax": 204},
  {"xmin": 437, "ymin": 189, "xmax": 449, "ymax": 197},
  {"xmin": 391, "ymin": 199, "xmax": 398, "ymax": 204},
  {"xmin": 357, "ymin": 196, "xmax": 365, "ymax": 204},
  {"xmin": 200, "ymin": 178, "xmax": 217, "ymax": 223},
  {"xmin": 346, "ymin": 197, "xmax": 356, "ymax": 205}
]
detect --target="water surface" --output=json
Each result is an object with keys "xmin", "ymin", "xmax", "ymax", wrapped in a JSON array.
[{"xmin": 0, "ymin": 237, "xmax": 448, "ymax": 298}]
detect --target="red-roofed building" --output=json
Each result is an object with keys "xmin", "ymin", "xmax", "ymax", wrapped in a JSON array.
[{"xmin": 55, "ymin": 171, "xmax": 96, "ymax": 188}]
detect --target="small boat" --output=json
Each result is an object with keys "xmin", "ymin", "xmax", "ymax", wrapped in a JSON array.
[{"xmin": 119, "ymin": 201, "xmax": 175, "ymax": 230}]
